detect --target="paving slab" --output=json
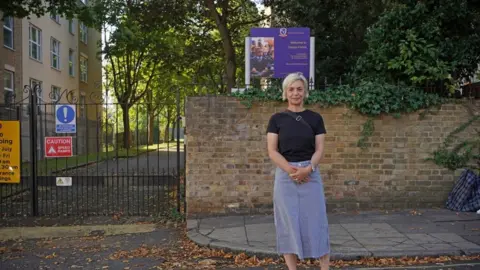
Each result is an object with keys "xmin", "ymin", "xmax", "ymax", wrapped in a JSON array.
[
  {"xmin": 329, "ymin": 224, "xmax": 351, "ymax": 236},
  {"xmin": 245, "ymin": 223, "xmax": 276, "ymax": 244},
  {"xmin": 199, "ymin": 215, "xmax": 245, "ymax": 229},
  {"xmin": 405, "ymin": 233, "xmax": 445, "ymax": 244},
  {"xmin": 245, "ymin": 215, "xmax": 274, "ymax": 225},
  {"xmin": 468, "ymin": 235, "xmax": 480, "ymax": 245},
  {"xmin": 187, "ymin": 209, "xmax": 480, "ymax": 260},
  {"xmin": 430, "ymin": 233, "xmax": 468, "ymax": 243},
  {"xmin": 390, "ymin": 222, "xmax": 451, "ymax": 233},
  {"xmin": 355, "ymin": 237, "xmax": 408, "ymax": 246},
  {"xmin": 209, "ymin": 227, "xmax": 248, "ymax": 244},
  {"xmin": 330, "ymin": 235, "xmax": 356, "ymax": 245}
]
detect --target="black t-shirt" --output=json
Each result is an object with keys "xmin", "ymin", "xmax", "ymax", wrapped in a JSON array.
[{"xmin": 266, "ymin": 109, "xmax": 326, "ymax": 162}]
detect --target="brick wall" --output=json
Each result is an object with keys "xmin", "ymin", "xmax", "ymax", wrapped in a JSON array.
[{"xmin": 185, "ymin": 96, "xmax": 480, "ymax": 217}]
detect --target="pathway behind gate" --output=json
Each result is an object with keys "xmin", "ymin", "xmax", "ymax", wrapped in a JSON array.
[{"xmin": 187, "ymin": 209, "xmax": 480, "ymax": 260}]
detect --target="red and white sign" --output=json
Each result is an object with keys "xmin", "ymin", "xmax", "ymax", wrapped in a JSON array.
[{"xmin": 45, "ymin": 137, "xmax": 73, "ymax": 158}]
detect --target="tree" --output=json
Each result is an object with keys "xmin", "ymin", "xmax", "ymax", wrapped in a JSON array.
[
  {"xmin": 355, "ymin": 0, "xmax": 480, "ymax": 87},
  {"xmin": 266, "ymin": 0, "xmax": 393, "ymax": 80},
  {"xmin": 0, "ymin": 0, "xmax": 101, "ymax": 30},
  {"xmin": 1, "ymin": 0, "xmax": 78, "ymax": 18},
  {"xmin": 102, "ymin": 0, "xmax": 186, "ymax": 149},
  {"xmin": 199, "ymin": 0, "xmax": 268, "ymax": 92}
]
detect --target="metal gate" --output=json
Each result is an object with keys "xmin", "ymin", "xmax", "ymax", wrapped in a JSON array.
[{"xmin": 0, "ymin": 85, "xmax": 185, "ymax": 217}]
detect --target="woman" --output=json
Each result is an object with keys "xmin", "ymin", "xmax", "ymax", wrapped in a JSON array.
[{"xmin": 266, "ymin": 72, "xmax": 330, "ymax": 270}]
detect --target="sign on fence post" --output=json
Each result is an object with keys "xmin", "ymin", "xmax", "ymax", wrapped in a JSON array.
[
  {"xmin": 55, "ymin": 105, "xmax": 76, "ymax": 133},
  {"xmin": 0, "ymin": 121, "xmax": 21, "ymax": 184},
  {"xmin": 45, "ymin": 137, "xmax": 73, "ymax": 158}
]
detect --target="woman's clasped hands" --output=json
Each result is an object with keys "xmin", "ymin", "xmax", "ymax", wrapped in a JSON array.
[{"xmin": 288, "ymin": 165, "xmax": 311, "ymax": 184}]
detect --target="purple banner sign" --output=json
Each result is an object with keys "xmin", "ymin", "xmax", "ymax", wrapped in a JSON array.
[{"xmin": 249, "ymin": 27, "xmax": 311, "ymax": 80}]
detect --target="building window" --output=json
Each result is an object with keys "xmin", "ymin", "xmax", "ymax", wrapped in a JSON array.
[
  {"xmin": 50, "ymin": 12, "xmax": 60, "ymax": 23},
  {"xmin": 51, "ymin": 85, "xmax": 61, "ymax": 101},
  {"xmin": 80, "ymin": 22, "xmax": 87, "ymax": 44},
  {"xmin": 30, "ymin": 78, "xmax": 43, "ymax": 114},
  {"xmin": 80, "ymin": 56, "xmax": 88, "ymax": 82},
  {"xmin": 51, "ymin": 38, "xmax": 60, "ymax": 70},
  {"xmin": 69, "ymin": 49, "xmax": 75, "ymax": 76},
  {"xmin": 4, "ymin": 70, "xmax": 14, "ymax": 105},
  {"xmin": 69, "ymin": 20, "xmax": 75, "ymax": 34},
  {"xmin": 3, "ymin": 16, "xmax": 13, "ymax": 49},
  {"xmin": 29, "ymin": 25, "xmax": 42, "ymax": 61}
]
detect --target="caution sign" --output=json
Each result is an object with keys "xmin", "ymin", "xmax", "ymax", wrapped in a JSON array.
[
  {"xmin": 0, "ymin": 121, "xmax": 21, "ymax": 184},
  {"xmin": 45, "ymin": 137, "xmax": 73, "ymax": 158},
  {"xmin": 56, "ymin": 177, "xmax": 72, "ymax": 186}
]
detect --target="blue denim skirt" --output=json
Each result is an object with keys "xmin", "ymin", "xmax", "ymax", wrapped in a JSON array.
[{"xmin": 273, "ymin": 160, "xmax": 330, "ymax": 259}]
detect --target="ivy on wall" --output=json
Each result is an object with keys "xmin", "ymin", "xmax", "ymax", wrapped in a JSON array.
[
  {"xmin": 426, "ymin": 115, "xmax": 480, "ymax": 172},
  {"xmin": 230, "ymin": 80, "xmax": 445, "ymax": 149}
]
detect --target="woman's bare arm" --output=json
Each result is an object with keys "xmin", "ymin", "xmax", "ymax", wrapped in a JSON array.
[
  {"xmin": 310, "ymin": 134, "xmax": 325, "ymax": 169},
  {"xmin": 267, "ymin": 132, "xmax": 296, "ymax": 174}
]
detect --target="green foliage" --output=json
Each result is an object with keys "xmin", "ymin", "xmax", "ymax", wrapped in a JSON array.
[
  {"xmin": 232, "ymin": 81, "xmax": 445, "ymax": 117},
  {"xmin": 231, "ymin": 80, "xmax": 446, "ymax": 148},
  {"xmin": 357, "ymin": 118, "xmax": 375, "ymax": 149},
  {"xmin": 355, "ymin": 0, "xmax": 480, "ymax": 86},
  {"xmin": 265, "ymin": 0, "xmax": 392, "ymax": 79},
  {"xmin": 427, "ymin": 116, "xmax": 480, "ymax": 171},
  {"xmin": 0, "ymin": 0, "xmax": 79, "ymax": 19}
]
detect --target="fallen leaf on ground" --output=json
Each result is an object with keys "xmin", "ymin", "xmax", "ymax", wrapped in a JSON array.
[
  {"xmin": 198, "ymin": 259, "xmax": 216, "ymax": 265},
  {"xmin": 44, "ymin": 252, "xmax": 57, "ymax": 259}
]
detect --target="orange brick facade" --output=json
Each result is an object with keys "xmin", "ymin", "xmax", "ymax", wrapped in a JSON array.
[{"xmin": 185, "ymin": 96, "xmax": 479, "ymax": 217}]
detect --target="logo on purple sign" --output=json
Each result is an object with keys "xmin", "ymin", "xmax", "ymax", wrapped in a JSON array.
[{"xmin": 249, "ymin": 27, "xmax": 310, "ymax": 80}]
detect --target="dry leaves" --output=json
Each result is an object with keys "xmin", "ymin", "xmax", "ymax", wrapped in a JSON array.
[
  {"xmin": 109, "ymin": 245, "xmax": 164, "ymax": 260},
  {"xmin": 44, "ymin": 252, "xmax": 58, "ymax": 259},
  {"xmin": 409, "ymin": 210, "xmax": 423, "ymax": 216},
  {"xmin": 154, "ymin": 231, "xmax": 480, "ymax": 269}
]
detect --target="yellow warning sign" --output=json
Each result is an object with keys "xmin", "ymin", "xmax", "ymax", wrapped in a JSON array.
[{"xmin": 0, "ymin": 121, "xmax": 20, "ymax": 184}]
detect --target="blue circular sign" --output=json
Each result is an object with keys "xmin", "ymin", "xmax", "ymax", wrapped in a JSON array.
[{"xmin": 56, "ymin": 105, "xmax": 75, "ymax": 123}]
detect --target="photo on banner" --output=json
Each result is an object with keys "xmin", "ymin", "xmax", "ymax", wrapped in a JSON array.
[{"xmin": 250, "ymin": 37, "xmax": 274, "ymax": 78}]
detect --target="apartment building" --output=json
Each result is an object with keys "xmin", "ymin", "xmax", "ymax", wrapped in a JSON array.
[
  {"xmin": 0, "ymin": 5, "xmax": 102, "ymax": 160},
  {"xmin": 1, "ymin": 13, "xmax": 23, "ymax": 117}
]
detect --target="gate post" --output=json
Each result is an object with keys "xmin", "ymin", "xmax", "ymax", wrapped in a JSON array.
[{"xmin": 29, "ymin": 85, "xmax": 39, "ymax": 216}]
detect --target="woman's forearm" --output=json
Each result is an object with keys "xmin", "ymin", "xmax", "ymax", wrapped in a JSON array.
[
  {"xmin": 269, "ymin": 150, "xmax": 294, "ymax": 173},
  {"xmin": 310, "ymin": 148, "xmax": 324, "ymax": 168}
]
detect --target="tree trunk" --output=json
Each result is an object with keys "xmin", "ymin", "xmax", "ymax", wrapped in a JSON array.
[
  {"xmin": 171, "ymin": 119, "xmax": 177, "ymax": 142},
  {"xmin": 121, "ymin": 104, "xmax": 131, "ymax": 149},
  {"xmin": 205, "ymin": 0, "xmax": 237, "ymax": 93},
  {"xmin": 147, "ymin": 112, "xmax": 155, "ymax": 145},
  {"xmin": 223, "ymin": 38, "xmax": 236, "ymax": 92},
  {"xmin": 217, "ymin": 25, "xmax": 236, "ymax": 92},
  {"xmin": 164, "ymin": 118, "xmax": 170, "ymax": 142}
]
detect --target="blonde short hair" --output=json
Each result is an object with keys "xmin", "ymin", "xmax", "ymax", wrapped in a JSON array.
[{"xmin": 282, "ymin": 72, "xmax": 309, "ymax": 101}]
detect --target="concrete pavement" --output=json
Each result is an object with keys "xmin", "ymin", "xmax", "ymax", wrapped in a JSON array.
[{"xmin": 187, "ymin": 209, "xmax": 480, "ymax": 260}]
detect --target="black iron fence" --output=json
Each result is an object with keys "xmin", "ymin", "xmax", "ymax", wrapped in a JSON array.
[{"xmin": 0, "ymin": 85, "xmax": 185, "ymax": 217}]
